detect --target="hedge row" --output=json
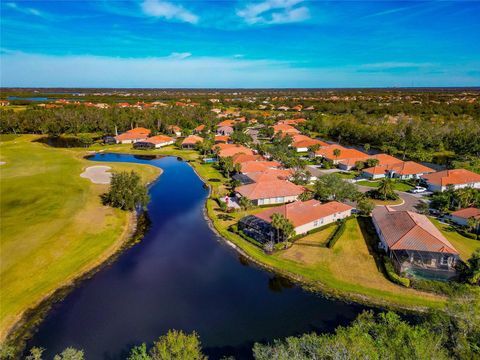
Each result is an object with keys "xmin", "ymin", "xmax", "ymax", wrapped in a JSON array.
[
  {"xmin": 409, "ymin": 278, "xmax": 471, "ymax": 296},
  {"xmin": 457, "ymin": 229, "xmax": 479, "ymax": 240},
  {"xmin": 382, "ymin": 256, "xmax": 411, "ymax": 287},
  {"xmin": 326, "ymin": 220, "xmax": 347, "ymax": 249}
]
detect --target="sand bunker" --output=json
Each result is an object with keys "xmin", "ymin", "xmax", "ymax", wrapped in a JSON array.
[
  {"xmin": 0, "ymin": 162, "xmax": 6, "ymax": 166},
  {"xmin": 80, "ymin": 166, "xmax": 112, "ymax": 184}
]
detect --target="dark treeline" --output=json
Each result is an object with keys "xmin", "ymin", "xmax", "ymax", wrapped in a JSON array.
[
  {"xmin": 303, "ymin": 113, "xmax": 480, "ymax": 160},
  {"xmin": 0, "ymin": 106, "xmax": 217, "ymax": 137}
]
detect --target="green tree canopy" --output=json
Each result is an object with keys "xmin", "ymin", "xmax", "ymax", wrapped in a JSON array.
[{"xmin": 102, "ymin": 171, "xmax": 150, "ymax": 211}]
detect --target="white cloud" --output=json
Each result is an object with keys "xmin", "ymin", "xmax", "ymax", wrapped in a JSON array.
[
  {"xmin": 168, "ymin": 52, "xmax": 192, "ymax": 59},
  {"xmin": 141, "ymin": 0, "xmax": 199, "ymax": 24},
  {"xmin": 5, "ymin": 2, "xmax": 47, "ymax": 18},
  {"xmin": 1, "ymin": 50, "xmax": 478, "ymax": 88},
  {"xmin": 237, "ymin": 0, "xmax": 310, "ymax": 25}
]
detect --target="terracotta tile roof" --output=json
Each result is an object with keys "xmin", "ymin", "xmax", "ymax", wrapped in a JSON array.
[
  {"xmin": 214, "ymin": 135, "xmax": 230, "ymax": 143},
  {"xmin": 236, "ymin": 180, "xmax": 304, "ymax": 200},
  {"xmin": 244, "ymin": 168, "xmax": 293, "ymax": 182},
  {"xmin": 194, "ymin": 124, "xmax": 205, "ymax": 132},
  {"xmin": 388, "ymin": 161, "xmax": 434, "ymax": 176},
  {"xmin": 181, "ymin": 135, "xmax": 203, "ymax": 146},
  {"xmin": 217, "ymin": 120, "xmax": 236, "ymax": 127},
  {"xmin": 114, "ymin": 127, "xmax": 151, "ymax": 141},
  {"xmin": 363, "ymin": 166, "xmax": 390, "ymax": 175},
  {"xmin": 273, "ymin": 124, "xmax": 301, "ymax": 135},
  {"xmin": 167, "ymin": 125, "xmax": 181, "ymax": 132},
  {"xmin": 315, "ymin": 144, "xmax": 369, "ymax": 162},
  {"xmin": 144, "ymin": 135, "xmax": 174, "ymax": 145},
  {"xmin": 240, "ymin": 161, "xmax": 281, "ymax": 173},
  {"xmin": 255, "ymin": 200, "xmax": 353, "ymax": 227},
  {"xmin": 372, "ymin": 206, "xmax": 458, "ymax": 254},
  {"xmin": 450, "ymin": 207, "xmax": 480, "ymax": 220},
  {"xmin": 291, "ymin": 135, "xmax": 329, "ymax": 149},
  {"xmin": 422, "ymin": 169, "xmax": 480, "ymax": 187},
  {"xmin": 231, "ymin": 153, "xmax": 264, "ymax": 164},
  {"xmin": 212, "ymin": 143, "xmax": 254, "ymax": 158},
  {"xmin": 370, "ymin": 153, "xmax": 403, "ymax": 166},
  {"xmin": 277, "ymin": 118, "xmax": 307, "ymax": 125}
]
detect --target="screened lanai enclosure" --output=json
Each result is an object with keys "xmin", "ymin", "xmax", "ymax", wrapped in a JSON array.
[
  {"xmin": 238, "ymin": 215, "xmax": 273, "ymax": 243},
  {"xmin": 391, "ymin": 249, "xmax": 460, "ymax": 281}
]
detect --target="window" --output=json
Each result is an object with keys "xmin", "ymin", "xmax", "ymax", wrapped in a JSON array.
[
  {"xmin": 276, "ymin": 197, "xmax": 284, "ymax": 203},
  {"xmin": 313, "ymin": 220, "xmax": 319, "ymax": 227},
  {"xmin": 440, "ymin": 256, "xmax": 450, "ymax": 265},
  {"xmin": 258, "ymin": 199, "xmax": 264, "ymax": 205}
]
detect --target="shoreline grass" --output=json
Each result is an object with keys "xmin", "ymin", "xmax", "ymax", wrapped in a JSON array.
[{"xmin": 0, "ymin": 135, "xmax": 160, "ymax": 340}]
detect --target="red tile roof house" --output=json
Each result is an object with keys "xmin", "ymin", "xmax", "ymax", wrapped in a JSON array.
[
  {"xmin": 386, "ymin": 161, "xmax": 435, "ymax": 180},
  {"xmin": 193, "ymin": 124, "xmax": 206, "ymax": 134},
  {"xmin": 214, "ymin": 135, "xmax": 231, "ymax": 144},
  {"xmin": 372, "ymin": 206, "xmax": 460, "ymax": 279},
  {"xmin": 422, "ymin": 169, "xmax": 480, "ymax": 192},
  {"xmin": 166, "ymin": 125, "xmax": 182, "ymax": 137},
  {"xmin": 361, "ymin": 154, "xmax": 404, "ymax": 179},
  {"xmin": 272, "ymin": 124, "xmax": 301, "ymax": 137},
  {"xmin": 114, "ymin": 127, "xmax": 151, "ymax": 144},
  {"xmin": 133, "ymin": 135, "xmax": 175, "ymax": 149},
  {"xmin": 234, "ymin": 168, "xmax": 293, "ymax": 185},
  {"xmin": 212, "ymin": 143, "xmax": 254, "ymax": 158},
  {"xmin": 216, "ymin": 126, "xmax": 234, "ymax": 136},
  {"xmin": 290, "ymin": 135, "xmax": 329, "ymax": 153},
  {"xmin": 447, "ymin": 207, "xmax": 480, "ymax": 231},
  {"xmin": 181, "ymin": 135, "xmax": 203, "ymax": 149},
  {"xmin": 313, "ymin": 144, "xmax": 369, "ymax": 170},
  {"xmin": 235, "ymin": 180, "xmax": 304, "ymax": 206},
  {"xmin": 239, "ymin": 200, "xmax": 353, "ymax": 243}
]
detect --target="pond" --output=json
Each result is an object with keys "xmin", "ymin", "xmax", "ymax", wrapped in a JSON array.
[{"xmin": 27, "ymin": 153, "xmax": 368, "ymax": 359}]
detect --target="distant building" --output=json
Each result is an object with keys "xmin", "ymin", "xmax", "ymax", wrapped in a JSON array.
[
  {"xmin": 212, "ymin": 143, "xmax": 254, "ymax": 158},
  {"xmin": 181, "ymin": 135, "xmax": 203, "ymax": 149},
  {"xmin": 422, "ymin": 169, "xmax": 480, "ymax": 192},
  {"xmin": 313, "ymin": 144, "xmax": 369, "ymax": 170},
  {"xmin": 133, "ymin": 135, "xmax": 174, "ymax": 149},
  {"xmin": 290, "ymin": 135, "xmax": 328, "ymax": 153},
  {"xmin": 167, "ymin": 125, "xmax": 182, "ymax": 137},
  {"xmin": 114, "ymin": 127, "xmax": 151, "ymax": 144},
  {"xmin": 447, "ymin": 207, "xmax": 480, "ymax": 232},
  {"xmin": 216, "ymin": 126, "xmax": 234, "ymax": 136}
]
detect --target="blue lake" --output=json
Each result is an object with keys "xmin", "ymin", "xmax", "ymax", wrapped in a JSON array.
[{"xmin": 27, "ymin": 153, "xmax": 368, "ymax": 359}]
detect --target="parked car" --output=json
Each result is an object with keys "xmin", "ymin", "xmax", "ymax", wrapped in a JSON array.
[{"xmin": 410, "ymin": 186, "xmax": 427, "ymax": 194}]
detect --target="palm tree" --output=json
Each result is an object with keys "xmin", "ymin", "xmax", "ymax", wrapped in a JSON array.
[
  {"xmin": 280, "ymin": 219, "xmax": 295, "ymax": 248},
  {"xmin": 270, "ymin": 213, "xmax": 283, "ymax": 243},
  {"xmin": 377, "ymin": 178, "xmax": 396, "ymax": 200}
]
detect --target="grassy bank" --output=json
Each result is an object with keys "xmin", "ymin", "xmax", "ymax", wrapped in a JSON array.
[{"xmin": 0, "ymin": 135, "xmax": 160, "ymax": 340}]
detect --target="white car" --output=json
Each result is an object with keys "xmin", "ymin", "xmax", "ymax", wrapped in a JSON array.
[{"xmin": 410, "ymin": 186, "xmax": 427, "ymax": 194}]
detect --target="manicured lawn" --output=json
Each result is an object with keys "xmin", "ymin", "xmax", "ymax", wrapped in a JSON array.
[
  {"xmin": 356, "ymin": 179, "xmax": 414, "ymax": 192},
  {"xmin": 337, "ymin": 171, "xmax": 357, "ymax": 179},
  {"xmin": 0, "ymin": 135, "xmax": 160, "ymax": 340},
  {"xmin": 430, "ymin": 218, "xmax": 480, "ymax": 261},
  {"xmin": 207, "ymin": 200, "xmax": 444, "ymax": 310}
]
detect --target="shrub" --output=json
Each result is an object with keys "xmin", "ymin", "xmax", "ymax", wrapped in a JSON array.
[
  {"xmin": 410, "ymin": 278, "xmax": 471, "ymax": 296},
  {"xmin": 383, "ymin": 256, "xmax": 410, "ymax": 287},
  {"xmin": 326, "ymin": 220, "xmax": 346, "ymax": 248},
  {"xmin": 457, "ymin": 229, "xmax": 478, "ymax": 240}
]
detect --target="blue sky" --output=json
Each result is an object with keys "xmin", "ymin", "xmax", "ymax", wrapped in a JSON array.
[{"xmin": 1, "ymin": 0, "xmax": 479, "ymax": 87}]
